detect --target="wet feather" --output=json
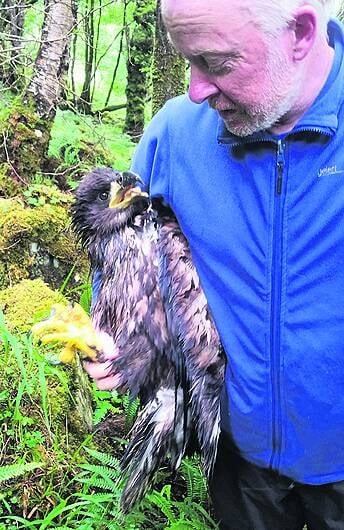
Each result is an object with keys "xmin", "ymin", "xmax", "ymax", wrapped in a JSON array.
[{"xmin": 72, "ymin": 168, "xmax": 226, "ymax": 512}]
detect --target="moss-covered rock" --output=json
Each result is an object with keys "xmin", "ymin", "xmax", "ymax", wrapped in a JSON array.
[
  {"xmin": 0, "ymin": 278, "xmax": 63, "ymax": 332},
  {"xmin": 0, "ymin": 197, "xmax": 88, "ymax": 290},
  {"xmin": 0, "ymin": 163, "xmax": 23, "ymax": 198},
  {"xmin": 0, "ymin": 99, "xmax": 51, "ymax": 183},
  {"xmin": 0, "ymin": 277, "xmax": 94, "ymax": 430},
  {"xmin": 0, "ymin": 279, "xmax": 94, "ymax": 452}
]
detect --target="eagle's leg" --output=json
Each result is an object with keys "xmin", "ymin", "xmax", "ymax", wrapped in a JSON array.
[{"xmin": 31, "ymin": 303, "xmax": 101, "ymax": 363}]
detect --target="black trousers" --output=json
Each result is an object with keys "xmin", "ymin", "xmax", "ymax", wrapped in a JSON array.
[{"xmin": 209, "ymin": 434, "xmax": 344, "ymax": 530}]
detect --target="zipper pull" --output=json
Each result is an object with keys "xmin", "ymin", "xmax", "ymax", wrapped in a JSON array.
[
  {"xmin": 276, "ymin": 140, "xmax": 285, "ymax": 195},
  {"xmin": 277, "ymin": 161, "xmax": 283, "ymax": 195}
]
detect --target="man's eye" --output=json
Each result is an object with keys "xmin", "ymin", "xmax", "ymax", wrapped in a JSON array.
[
  {"xmin": 207, "ymin": 62, "xmax": 233, "ymax": 75},
  {"xmin": 98, "ymin": 191, "xmax": 109, "ymax": 201}
]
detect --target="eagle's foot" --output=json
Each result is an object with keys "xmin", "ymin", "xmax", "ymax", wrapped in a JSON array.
[{"xmin": 31, "ymin": 303, "xmax": 100, "ymax": 363}]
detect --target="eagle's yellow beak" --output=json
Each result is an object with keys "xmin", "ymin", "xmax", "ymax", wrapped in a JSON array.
[{"xmin": 108, "ymin": 181, "xmax": 148, "ymax": 209}]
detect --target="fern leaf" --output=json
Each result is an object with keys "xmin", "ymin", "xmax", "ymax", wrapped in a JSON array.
[
  {"xmin": 146, "ymin": 486, "xmax": 176, "ymax": 523},
  {"xmin": 76, "ymin": 492, "xmax": 115, "ymax": 503},
  {"xmin": 180, "ymin": 458, "xmax": 208, "ymax": 504},
  {"xmin": 78, "ymin": 463, "xmax": 120, "ymax": 481},
  {"xmin": 77, "ymin": 476, "xmax": 120, "ymax": 494},
  {"xmin": 122, "ymin": 392, "xmax": 140, "ymax": 431},
  {"xmin": 0, "ymin": 462, "xmax": 43, "ymax": 483},
  {"xmin": 84, "ymin": 447, "xmax": 121, "ymax": 468}
]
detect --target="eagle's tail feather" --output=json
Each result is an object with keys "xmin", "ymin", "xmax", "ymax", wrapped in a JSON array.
[
  {"xmin": 187, "ymin": 348, "xmax": 226, "ymax": 477},
  {"xmin": 120, "ymin": 386, "xmax": 190, "ymax": 513},
  {"xmin": 192, "ymin": 385, "xmax": 222, "ymax": 476}
]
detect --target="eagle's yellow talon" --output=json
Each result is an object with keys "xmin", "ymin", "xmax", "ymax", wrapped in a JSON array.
[
  {"xmin": 31, "ymin": 303, "xmax": 101, "ymax": 363},
  {"xmin": 59, "ymin": 344, "xmax": 77, "ymax": 364}
]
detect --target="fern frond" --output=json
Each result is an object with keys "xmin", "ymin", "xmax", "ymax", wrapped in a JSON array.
[
  {"xmin": 78, "ymin": 463, "xmax": 120, "ymax": 481},
  {"xmin": 84, "ymin": 447, "xmax": 121, "ymax": 468},
  {"xmin": 75, "ymin": 492, "xmax": 115, "ymax": 503},
  {"xmin": 76, "ymin": 476, "xmax": 120, "ymax": 494},
  {"xmin": 122, "ymin": 392, "xmax": 140, "ymax": 431},
  {"xmin": 179, "ymin": 458, "xmax": 208, "ymax": 504},
  {"xmin": 146, "ymin": 486, "xmax": 176, "ymax": 523},
  {"xmin": 0, "ymin": 462, "xmax": 43, "ymax": 483},
  {"xmin": 174, "ymin": 499, "xmax": 219, "ymax": 529}
]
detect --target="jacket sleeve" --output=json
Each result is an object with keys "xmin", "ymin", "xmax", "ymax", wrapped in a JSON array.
[{"xmin": 130, "ymin": 102, "xmax": 172, "ymax": 202}]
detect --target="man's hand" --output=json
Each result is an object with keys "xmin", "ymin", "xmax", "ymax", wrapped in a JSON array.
[{"xmin": 83, "ymin": 359, "xmax": 122, "ymax": 390}]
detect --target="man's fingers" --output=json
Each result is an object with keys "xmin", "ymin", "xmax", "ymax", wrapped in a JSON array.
[
  {"xmin": 83, "ymin": 359, "xmax": 115, "ymax": 379},
  {"xmin": 83, "ymin": 360, "xmax": 122, "ymax": 390},
  {"xmin": 95, "ymin": 374, "xmax": 122, "ymax": 390}
]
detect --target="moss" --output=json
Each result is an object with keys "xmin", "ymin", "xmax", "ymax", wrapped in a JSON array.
[
  {"xmin": 0, "ymin": 278, "xmax": 93, "ymax": 443},
  {"xmin": 0, "ymin": 163, "xmax": 22, "ymax": 198},
  {"xmin": 2, "ymin": 100, "xmax": 52, "ymax": 181},
  {"xmin": 0, "ymin": 278, "xmax": 64, "ymax": 332},
  {"xmin": 22, "ymin": 182, "xmax": 74, "ymax": 208},
  {"xmin": 0, "ymin": 198, "xmax": 88, "ymax": 290}
]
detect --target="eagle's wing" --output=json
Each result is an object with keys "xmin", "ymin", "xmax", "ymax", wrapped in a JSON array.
[
  {"xmin": 105, "ymin": 212, "xmax": 190, "ymax": 512},
  {"xmin": 90, "ymin": 219, "xmax": 173, "ymax": 401},
  {"xmin": 158, "ymin": 211, "xmax": 226, "ymax": 476}
]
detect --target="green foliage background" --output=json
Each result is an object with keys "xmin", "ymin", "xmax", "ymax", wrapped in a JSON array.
[{"xmin": 0, "ymin": 1, "xmax": 218, "ymax": 528}]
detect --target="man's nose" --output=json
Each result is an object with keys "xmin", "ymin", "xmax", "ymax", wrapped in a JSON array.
[{"xmin": 188, "ymin": 65, "xmax": 219, "ymax": 104}]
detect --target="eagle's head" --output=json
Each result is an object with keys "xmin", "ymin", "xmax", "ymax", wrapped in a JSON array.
[{"xmin": 72, "ymin": 167, "xmax": 149, "ymax": 247}]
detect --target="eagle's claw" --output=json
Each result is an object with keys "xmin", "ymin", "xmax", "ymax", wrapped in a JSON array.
[{"xmin": 32, "ymin": 303, "xmax": 101, "ymax": 363}]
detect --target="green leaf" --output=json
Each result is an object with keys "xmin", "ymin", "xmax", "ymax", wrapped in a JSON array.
[{"xmin": 0, "ymin": 462, "xmax": 43, "ymax": 483}]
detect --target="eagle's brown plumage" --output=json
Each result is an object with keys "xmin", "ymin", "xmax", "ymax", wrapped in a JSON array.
[{"xmin": 72, "ymin": 168, "xmax": 226, "ymax": 511}]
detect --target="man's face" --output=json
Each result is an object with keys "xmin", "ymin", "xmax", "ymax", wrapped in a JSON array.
[{"xmin": 163, "ymin": 0, "xmax": 301, "ymax": 136}]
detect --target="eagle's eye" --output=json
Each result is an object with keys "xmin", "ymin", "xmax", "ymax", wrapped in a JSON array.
[{"xmin": 98, "ymin": 191, "xmax": 109, "ymax": 201}]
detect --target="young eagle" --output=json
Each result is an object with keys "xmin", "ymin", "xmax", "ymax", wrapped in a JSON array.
[{"xmin": 35, "ymin": 167, "xmax": 226, "ymax": 512}]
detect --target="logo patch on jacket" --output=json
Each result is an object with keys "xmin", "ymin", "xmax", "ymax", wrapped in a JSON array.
[{"xmin": 318, "ymin": 165, "xmax": 344, "ymax": 177}]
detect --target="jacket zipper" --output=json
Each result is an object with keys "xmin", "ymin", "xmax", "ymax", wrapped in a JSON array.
[
  {"xmin": 270, "ymin": 139, "xmax": 285, "ymax": 469},
  {"xmin": 218, "ymin": 126, "xmax": 333, "ymax": 148}
]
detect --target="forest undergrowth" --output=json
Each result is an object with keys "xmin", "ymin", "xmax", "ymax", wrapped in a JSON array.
[
  {"xmin": 0, "ymin": 286, "xmax": 218, "ymax": 529},
  {"xmin": 0, "ymin": 0, "xmax": 219, "ymax": 525}
]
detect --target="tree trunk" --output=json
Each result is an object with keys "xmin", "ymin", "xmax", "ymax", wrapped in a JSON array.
[
  {"xmin": 104, "ymin": 0, "xmax": 129, "ymax": 108},
  {"xmin": 26, "ymin": 0, "xmax": 75, "ymax": 120},
  {"xmin": 0, "ymin": 0, "xmax": 28, "ymax": 90},
  {"xmin": 78, "ymin": 0, "xmax": 95, "ymax": 113},
  {"xmin": 123, "ymin": 0, "xmax": 156, "ymax": 142},
  {"xmin": 152, "ymin": 0, "xmax": 186, "ymax": 115},
  {"xmin": 1, "ymin": 0, "xmax": 75, "ymax": 183}
]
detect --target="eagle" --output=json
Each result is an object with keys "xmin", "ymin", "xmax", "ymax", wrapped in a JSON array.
[{"xmin": 33, "ymin": 167, "xmax": 226, "ymax": 512}]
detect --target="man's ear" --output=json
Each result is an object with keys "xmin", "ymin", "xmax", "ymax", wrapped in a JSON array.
[{"xmin": 291, "ymin": 6, "xmax": 317, "ymax": 61}]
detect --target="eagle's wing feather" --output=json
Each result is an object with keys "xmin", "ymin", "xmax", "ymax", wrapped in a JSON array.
[{"xmin": 158, "ymin": 212, "xmax": 226, "ymax": 476}]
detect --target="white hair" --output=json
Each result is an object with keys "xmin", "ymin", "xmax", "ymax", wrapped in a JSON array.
[
  {"xmin": 252, "ymin": 0, "xmax": 342, "ymax": 37},
  {"xmin": 162, "ymin": 1, "xmax": 342, "ymax": 36}
]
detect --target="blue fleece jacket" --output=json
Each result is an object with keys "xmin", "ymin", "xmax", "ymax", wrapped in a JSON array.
[
  {"xmin": 92, "ymin": 19, "xmax": 344, "ymax": 484},
  {"xmin": 127, "ymin": 19, "xmax": 344, "ymax": 484}
]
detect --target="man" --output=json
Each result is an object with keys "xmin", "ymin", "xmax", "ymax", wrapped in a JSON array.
[{"xmin": 85, "ymin": 1, "xmax": 344, "ymax": 528}]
